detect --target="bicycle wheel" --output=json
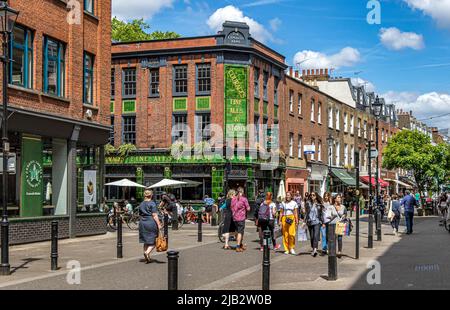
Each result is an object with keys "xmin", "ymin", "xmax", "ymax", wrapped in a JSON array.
[
  {"xmin": 177, "ymin": 215, "xmax": 184, "ymax": 229},
  {"xmin": 127, "ymin": 212, "xmax": 139, "ymax": 230},
  {"xmin": 218, "ymin": 223, "xmax": 225, "ymax": 243},
  {"xmin": 107, "ymin": 214, "xmax": 118, "ymax": 231}
]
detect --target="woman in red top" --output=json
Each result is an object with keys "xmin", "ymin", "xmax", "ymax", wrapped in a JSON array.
[{"xmin": 231, "ymin": 187, "xmax": 251, "ymax": 252}]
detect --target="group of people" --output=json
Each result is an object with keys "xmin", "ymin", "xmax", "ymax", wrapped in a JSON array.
[{"xmin": 253, "ymin": 190, "xmax": 350, "ymax": 258}]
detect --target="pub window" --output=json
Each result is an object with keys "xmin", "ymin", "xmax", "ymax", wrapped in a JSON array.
[
  {"xmin": 109, "ymin": 116, "xmax": 115, "ymax": 145},
  {"xmin": 84, "ymin": 0, "xmax": 94, "ymax": 14},
  {"xmin": 263, "ymin": 71, "xmax": 269, "ymax": 101},
  {"xmin": 10, "ymin": 24, "xmax": 33, "ymax": 89},
  {"xmin": 111, "ymin": 68, "xmax": 115, "ymax": 98},
  {"xmin": 43, "ymin": 36, "xmax": 65, "ymax": 97},
  {"xmin": 149, "ymin": 68, "xmax": 160, "ymax": 97},
  {"xmin": 122, "ymin": 116, "xmax": 136, "ymax": 145},
  {"xmin": 122, "ymin": 68, "xmax": 136, "ymax": 98},
  {"xmin": 173, "ymin": 114, "xmax": 188, "ymax": 144},
  {"xmin": 83, "ymin": 52, "xmax": 94, "ymax": 104},
  {"xmin": 195, "ymin": 113, "xmax": 211, "ymax": 142},
  {"xmin": 196, "ymin": 63, "xmax": 211, "ymax": 95},
  {"xmin": 173, "ymin": 65, "xmax": 188, "ymax": 96},
  {"xmin": 289, "ymin": 90, "xmax": 294, "ymax": 113},
  {"xmin": 254, "ymin": 67, "xmax": 260, "ymax": 98}
]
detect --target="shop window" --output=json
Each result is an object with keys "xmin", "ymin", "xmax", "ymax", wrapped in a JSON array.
[
  {"xmin": 83, "ymin": 52, "xmax": 94, "ymax": 104},
  {"xmin": 43, "ymin": 36, "xmax": 65, "ymax": 97},
  {"xmin": 10, "ymin": 24, "xmax": 33, "ymax": 88}
]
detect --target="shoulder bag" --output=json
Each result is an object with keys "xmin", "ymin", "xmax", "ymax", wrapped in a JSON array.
[{"xmin": 156, "ymin": 230, "xmax": 168, "ymax": 252}]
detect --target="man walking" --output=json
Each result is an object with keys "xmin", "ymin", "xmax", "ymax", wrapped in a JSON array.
[
  {"xmin": 401, "ymin": 190, "xmax": 417, "ymax": 235},
  {"xmin": 231, "ymin": 187, "xmax": 251, "ymax": 252}
]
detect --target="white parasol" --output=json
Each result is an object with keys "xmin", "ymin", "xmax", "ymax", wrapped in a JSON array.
[{"xmin": 148, "ymin": 179, "xmax": 187, "ymax": 189}]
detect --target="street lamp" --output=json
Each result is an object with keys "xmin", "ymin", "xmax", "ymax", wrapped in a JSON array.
[
  {"xmin": 0, "ymin": 0, "xmax": 19, "ymax": 277},
  {"xmin": 372, "ymin": 96, "xmax": 384, "ymax": 242},
  {"xmin": 327, "ymin": 134, "xmax": 334, "ymax": 192}
]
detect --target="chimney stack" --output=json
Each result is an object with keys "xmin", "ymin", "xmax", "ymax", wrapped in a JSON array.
[
  {"xmin": 289, "ymin": 67, "xmax": 293, "ymax": 76},
  {"xmin": 295, "ymin": 70, "xmax": 299, "ymax": 78},
  {"xmin": 325, "ymin": 68, "xmax": 328, "ymax": 75},
  {"xmin": 302, "ymin": 69, "xmax": 306, "ymax": 76},
  {"xmin": 307, "ymin": 69, "xmax": 311, "ymax": 75}
]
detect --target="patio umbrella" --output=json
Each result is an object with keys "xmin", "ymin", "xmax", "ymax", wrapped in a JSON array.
[
  {"xmin": 277, "ymin": 180, "xmax": 286, "ymax": 202},
  {"xmin": 148, "ymin": 179, "xmax": 187, "ymax": 189},
  {"xmin": 105, "ymin": 179, "xmax": 146, "ymax": 188}
]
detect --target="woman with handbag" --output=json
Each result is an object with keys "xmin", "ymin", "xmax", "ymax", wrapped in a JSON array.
[
  {"xmin": 332, "ymin": 194, "xmax": 347, "ymax": 259},
  {"xmin": 138, "ymin": 190, "xmax": 163, "ymax": 263},
  {"xmin": 306, "ymin": 192, "xmax": 323, "ymax": 257},
  {"xmin": 221, "ymin": 189, "xmax": 237, "ymax": 250},
  {"xmin": 279, "ymin": 191, "xmax": 299, "ymax": 255},
  {"xmin": 320, "ymin": 192, "xmax": 332, "ymax": 256}
]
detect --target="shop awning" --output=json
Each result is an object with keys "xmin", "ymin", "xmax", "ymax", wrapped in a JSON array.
[
  {"xmin": 360, "ymin": 176, "xmax": 389, "ymax": 188},
  {"xmin": 384, "ymin": 178, "xmax": 413, "ymax": 189},
  {"xmin": 331, "ymin": 168, "xmax": 358, "ymax": 186}
]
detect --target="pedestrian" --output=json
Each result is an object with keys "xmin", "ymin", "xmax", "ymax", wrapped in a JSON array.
[
  {"xmin": 231, "ymin": 187, "xmax": 251, "ymax": 252},
  {"xmin": 294, "ymin": 190, "xmax": 303, "ymax": 217},
  {"xmin": 204, "ymin": 195, "xmax": 215, "ymax": 224},
  {"xmin": 279, "ymin": 191, "xmax": 299, "ymax": 255},
  {"xmin": 414, "ymin": 190, "xmax": 421, "ymax": 207},
  {"xmin": 221, "ymin": 190, "xmax": 237, "ymax": 250},
  {"xmin": 320, "ymin": 192, "xmax": 332, "ymax": 256},
  {"xmin": 401, "ymin": 190, "xmax": 417, "ymax": 234},
  {"xmin": 388, "ymin": 194, "xmax": 401, "ymax": 235},
  {"xmin": 354, "ymin": 190, "xmax": 365, "ymax": 215},
  {"xmin": 438, "ymin": 192, "xmax": 448, "ymax": 223},
  {"xmin": 332, "ymin": 193, "xmax": 347, "ymax": 258},
  {"xmin": 255, "ymin": 192, "xmax": 280, "ymax": 251},
  {"xmin": 306, "ymin": 192, "xmax": 323, "ymax": 257},
  {"xmin": 138, "ymin": 190, "xmax": 162, "ymax": 263},
  {"xmin": 124, "ymin": 200, "xmax": 133, "ymax": 215}
]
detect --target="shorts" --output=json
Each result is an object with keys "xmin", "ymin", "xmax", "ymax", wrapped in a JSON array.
[
  {"xmin": 234, "ymin": 221, "xmax": 246, "ymax": 235},
  {"xmin": 205, "ymin": 206, "xmax": 212, "ymax": 213}
]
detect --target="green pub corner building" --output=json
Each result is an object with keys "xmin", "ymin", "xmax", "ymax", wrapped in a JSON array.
[
  {"xmin": 0, "ymin": 0, "xmax": 111, "ymax": 245},
  {"xmin": 108, "ymin": 22, "xmax": 287, "ymax": 204}
]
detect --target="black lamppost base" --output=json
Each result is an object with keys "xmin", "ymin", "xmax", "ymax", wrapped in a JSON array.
[{"xmin": 0, "ymin": 264, "xmax": 10, "ymax": 276}]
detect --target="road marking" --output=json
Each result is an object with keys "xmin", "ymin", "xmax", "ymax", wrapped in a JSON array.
[
  {"xmin": 195, "ymin": 254, "xmax": 292, "ymax": 290},
  {"xmin": 0, "ymin": 239, "xmax": 218, "ymax": 288}
]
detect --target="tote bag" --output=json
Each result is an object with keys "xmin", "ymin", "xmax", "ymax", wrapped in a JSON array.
[
  {"xmin": 156, "ymin": 231, "xmax": 168, "ymax": 252},
  {"xmin": 335, "ymin": 222, "xmax": 346, "ymax": 236}
]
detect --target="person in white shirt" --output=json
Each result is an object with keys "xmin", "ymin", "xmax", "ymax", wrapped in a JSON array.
[{"xmin": 279, "ymin": 192, "xmax": 299, "ymax": 255}]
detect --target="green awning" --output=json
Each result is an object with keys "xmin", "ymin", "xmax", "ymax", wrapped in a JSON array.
[{"xmin": 331, "ymin": 168, "xmax": 358, "ymax": 187}]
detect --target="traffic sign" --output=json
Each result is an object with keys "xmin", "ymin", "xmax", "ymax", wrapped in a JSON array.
[{"xmin": 370, "ymin": 149, "xmax": 379, "ymax": 158}]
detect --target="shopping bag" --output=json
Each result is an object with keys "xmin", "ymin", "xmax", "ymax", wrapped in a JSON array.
[
  {"xmin": 156, "ymin": 231, "xmax": 168, "ymax": 252},
  {"xmin": 335, "ymin": 222, "xmax": 346, "ymax": 236},
  {"xmin": 297, "ymin": 223, "xmax": 308, "ymax": 242}
]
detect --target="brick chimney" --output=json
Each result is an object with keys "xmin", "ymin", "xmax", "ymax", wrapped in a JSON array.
[
  {"xmin": 295, "ymin": 70, "xmax": 299, "ymax": 78},
  {"xmin": 301, "ymin": 68, "xmax": 331, "ymax": 82},
  {"xmin": 289, "ymin": 67, "xmax": 293, "ymax": 77}
]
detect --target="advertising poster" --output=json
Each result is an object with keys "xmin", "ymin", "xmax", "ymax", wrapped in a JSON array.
[{"xmin": 84, "ymin": 170, "xmax": 97, "ymax": 205}]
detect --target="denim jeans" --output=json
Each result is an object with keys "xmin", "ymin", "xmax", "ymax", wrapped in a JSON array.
[
  {"xmin": 320, "ymin": 225, "xmax": 327, "ymax": 251},
  {"xmin": 405, "ymin": 211, "xmax": 414, "ymax": 234}
]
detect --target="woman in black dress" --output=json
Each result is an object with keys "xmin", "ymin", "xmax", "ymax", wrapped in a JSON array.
[
  {"xmin": 139, "ymin": 190, "xmax": 162, "ymax": 263},
  {"xmin": 221, "ymin": 189, "xmax": 236, "ymax": 250}
]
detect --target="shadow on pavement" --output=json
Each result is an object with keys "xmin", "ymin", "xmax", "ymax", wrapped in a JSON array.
[{"xmin": 10, "ymin": 258, "xmax": 42, "ymax": 275}]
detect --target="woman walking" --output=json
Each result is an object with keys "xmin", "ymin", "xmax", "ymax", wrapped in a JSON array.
[
  {"xmin": 231, "ymin": 187, "xmax": 251, "ymax": 252},
  {"xmin": 332, "ymin": 194, "xmax": 347, "ymax": 259},
  {"xmin": 279, "ymin": 191, "xmax": 299, "ymax": 255},
  {"xmin": 306, "ymin": 192, "xmax": 323, "ymax": 257},
  {"xmin": 221, "ymin": 190, "xmax": 236, "ymax": 250},
  {"xmin": 320, "ymin": 192, "xmax": 332, "ymax": 256},
  {"xmin": 256, "ymin": 192, "xmax": 279, "ymax": 251},
  {"xmin": 138, "ymin": 190, "xmax": 162, "ymax": 263},
  {"xmin": 389, "ymin": 194, "xmax": 401, "ymax": 235}
]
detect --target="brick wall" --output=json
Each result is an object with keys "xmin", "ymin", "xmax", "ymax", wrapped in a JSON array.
[{"xmin": 1, "ymin": 214, "xmax": 107, "ymax": 246}]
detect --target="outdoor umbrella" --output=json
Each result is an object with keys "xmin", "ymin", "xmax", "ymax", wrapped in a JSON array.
[
  {"xmin": 277, "ymin": 180, "xmax": 286, "ymax": 202},
  {"xmin": 105, "ymin": 178, "xmax": 146, "ymax": 200},
  {"xmin": 148, "ymin": 179, "xmax": 187, "ymax": 189}
]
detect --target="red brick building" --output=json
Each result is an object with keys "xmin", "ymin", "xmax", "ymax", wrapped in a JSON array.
[{"xmin": 1, "ymin": 0, "xmax": 111, "ymax": 244}]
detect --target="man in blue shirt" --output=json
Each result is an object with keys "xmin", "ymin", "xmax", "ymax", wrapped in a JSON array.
[{"xmin": 401, "ymin": 190, "xmax": 417, "ymax": 234}]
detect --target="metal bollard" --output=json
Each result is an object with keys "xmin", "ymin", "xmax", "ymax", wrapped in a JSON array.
[
  {"xmin": 376, "ymin": 211, "xmax": 382, "ymax": 241},
  {"xmin": 327, "ymin": 224, "xmax": 337, "ymax": 281},
  {"xmin": 164, "ymin": 213, "xmax": 169, "ymax": 243},
  {"xmin": 211, "ymin": 205, "xmax": 217, "ymax": 227},
  {"xmin": 51, "ymin": 221, "xmax": 58, "ymax": 271},
  {"xmin": 262, "ymin": 230, "xmax": 271, "ymax": 290},
  {"xmin": 117, "ymin": 212, "xmax": 123, "ymax": 259},
  {"xmin": 167, "ymin": 250, "xmax": 179, "ymax": 290},
  {"xmin": 197, "ymin": 211, "xmax": 203, "ymax": 242}
]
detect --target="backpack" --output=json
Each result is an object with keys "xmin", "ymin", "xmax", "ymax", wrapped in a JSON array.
[{"xmin": 258, "ymin": 202, "xmax": 271, "ymax": 221}]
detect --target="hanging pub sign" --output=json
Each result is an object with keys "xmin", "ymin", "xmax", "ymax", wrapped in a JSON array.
[{"xmin": 304, "ymin": 145, "xmax": 316, "ymax": 155}]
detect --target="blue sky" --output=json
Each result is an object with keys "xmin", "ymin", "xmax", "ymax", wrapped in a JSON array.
[{"xmin": 112, "ymin": 0, "xmax": 450, "ymax": 129}]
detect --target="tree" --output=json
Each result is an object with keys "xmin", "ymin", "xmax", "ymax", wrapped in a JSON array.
[
  {"xmin": 382, "ymin": 130, "xmax": 448, "ymax": 195},
  {"xmin": 111, "ymin": 17, "xmax": 180, "ymax": 42}
]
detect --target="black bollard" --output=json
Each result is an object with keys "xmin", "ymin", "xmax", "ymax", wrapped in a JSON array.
[
  {"xmin": 262, "ymin": 230, "xmax": 271, "ymax": 290},
  {"xmin": 167, "ymin": 250, "xmax": 179, "ymax": 290},
  {"xmin": 376, "ymin": 211, "xmax": 382, "ymax": 241},
  {"xmin": 211, "ymin": 205, "xmax": 217, "ymax": 227},
  {"xmin": 197, "ymin": 211, "xmax": 203, "ymax": 242},
  {"xmin": 327, "ymin": 224, "xmax": 337, "ymax": 281},
  {"xmin": 51, "ymin": 221, "xmax": 58, "ymax": 271},
  {"xmin": 117, "ymin": 212, "xmax": 123, "ymax": 259},
  {"xmin": 164, "ymin": 213, "xmax": 169, "ymax": 243}
]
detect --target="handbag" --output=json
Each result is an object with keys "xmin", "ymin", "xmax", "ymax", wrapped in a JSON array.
[
  {"xmin": 156, "ymin": 231, "xmax": 168, "ymax": 252},
  {"xmin": 335, "ymin": 222, "xmax": 346, "ymax": 236},
  {"xmin": 285, "ymin": 217, "xmax": 294, "ymax": 225}
]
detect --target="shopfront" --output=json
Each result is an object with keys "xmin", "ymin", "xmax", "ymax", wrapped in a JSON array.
[{"xmin": 308, "ymin": 163, "xmax": 328, "ymax": 195}]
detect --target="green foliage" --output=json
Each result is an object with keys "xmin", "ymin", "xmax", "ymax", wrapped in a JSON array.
[
  {"xmin": 104, "ymin": 143, "xmax": 116, "ymax": 156},
  {"xmin": 112, "ymin": 17, "xmax": 180, "ymax": 42},
  {"xmin": 117, "ymin": 144, "xmax": 137, "ymax": 158},
  {"xmin": 383, "ymin": 130, "xmax": 450, "ymax": 194}
]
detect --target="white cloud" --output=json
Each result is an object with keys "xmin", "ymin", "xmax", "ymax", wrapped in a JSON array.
[
  {"xmin": 293, "ymin": 47, "xmax": 361, "ymax": 70},
  {"xmin": 207, "ymin": 5, "xmax": 274, "ymax": 43},
  {"xmin": 112, "ymin": 0, "xmax": 174, "ymax": 20},
  {"xmin": 379, "ymin": 27, "xmax": 425, "ymax": 50},
  {"xmin": 404, "ymin": 0, "xmax": 450, "ymax": 29},
  {"xmin": 351, "ymin": 78, "xmax": 376, "ymax": 92},
  {"xmin": 383, "ymin": 91, "xmax": 450, "ymax": 129},
  {"xmin": 269, "ymin": 18, "xmax": 282, "ymax": 32}
]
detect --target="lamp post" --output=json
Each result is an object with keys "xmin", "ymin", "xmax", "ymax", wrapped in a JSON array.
[
  {"xmin": 372, "ymin": 96, "xmax": 384, "ymax": 242},
  {"xmin": 0, "ymin": 0, "xmax": 19, "ymax": 276},
  {"xmin": 327, "ymin": 134, "xmax": 334, "ymax": 192}
]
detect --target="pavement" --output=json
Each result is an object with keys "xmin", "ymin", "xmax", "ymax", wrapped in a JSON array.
[{"xmin": 1, "ymin": 215, "xmax": 448, "ymax": 290}]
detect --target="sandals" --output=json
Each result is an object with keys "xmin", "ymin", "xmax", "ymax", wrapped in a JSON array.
[{"xmin": 223, "ymin": 245, "xmax": 231, "ymax": 250}]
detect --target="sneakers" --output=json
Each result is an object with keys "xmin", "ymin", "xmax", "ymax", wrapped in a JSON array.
[
  {"xmin": 312, "ymin": 249, "xmax": 318, "ymax": 257},
  {"xmin": 236, "ymin": 247, "xmax": 244, "ymax": 253},
  {"xmin": 290, "ymin": 249, "xmax": 296, "ymax": 255},
  {"xmin": 284, "ymin": 251, "xmax": 290, "ymax": 255},
  {"xmin": 274, "ymin": 244, "xmax": 281, "ymax": 251}
]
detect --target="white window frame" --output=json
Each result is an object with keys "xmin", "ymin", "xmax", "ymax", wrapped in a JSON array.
[
  {"xmin": 318, "ymin": 141, "xmax": 322, "ymax": 162},
  {"xmin": 289, "ymin": 133, "xmax": 294, "ymax": 157},
  {"xmin": 317, "ymin": 102, "xmax": 322, "ymax": 124},
  {"xmin": 336, "ymin": 109, "xmax": 340, "ymax": 131},
  {"xmin": 298, "ymin": 135, "xmax": 302, "ymax": 159},
  {"xmin": 289, "ymin": 90, "xmax": 294, "ymax": 113},
  {"xmin": 298, "ymin": 93, "xmax": 302, "ymax": 115},
  {"xmin": 350, "ymin": 115, "xmax": 354, "ymax": 134},
  {"xmin": 344, "ymin": 112, "xmax": 348, "ymax": 132},
  {"xmin": 364, "ymin": 120, "xmax": 367, "ymax": 139},
  {"xmin": 328, "ymin": 108, "xmax": 333, "ymax": 128},
  {"xmin": 311, "ymin": 139, "xmax": 315, "ymax": 160},
  {"xmin": 344, "ymin": 144, "xmax": 348, "ymax": 166},
  {"xmin": 311, "ymin": 99, "xmax": 315, "ymax": 122},
  {"xmin": 351, "ymin": 145, "xmax": 355, "ymax": 167}
]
